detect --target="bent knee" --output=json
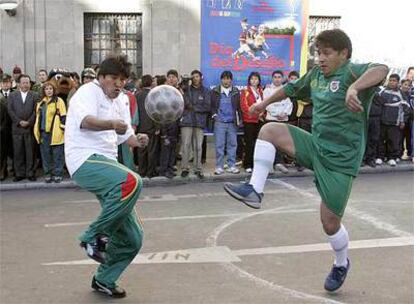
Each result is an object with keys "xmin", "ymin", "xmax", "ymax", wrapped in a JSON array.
[
  {"xmin": 321, "ymin": 216, "xmax": 341, "ymax": 235},
  {"xmin": 258, "ymin": 123, "xmax": 294, "ymax": 155}
]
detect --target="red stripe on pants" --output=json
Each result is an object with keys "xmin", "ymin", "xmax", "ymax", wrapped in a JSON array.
[{"xmin": 121, "ymin": 173, "xmax": 137, "ymax": 199}]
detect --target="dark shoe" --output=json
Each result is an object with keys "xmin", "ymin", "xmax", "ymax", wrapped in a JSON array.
[
  {"xmin": 324, "ymin": 259, "xmax": 350, "ymax": 292},
  {"xmin": 181, "ymin": 170, "xmax": 189, "ymax": 178},
  {"xmin": 91, "ymin": 276, "xmax": 126, "ymax": 298},
  {"xmin": 367, "ymin": 160, "xmax": 376, "ymax": 168},
  {"xmin": 54, "ymin": 176, "xmax": 63, "ymax": 183},
  {"xmin": 13, "ymin": 176, "xmax": 25, "ymax": 182},
  {"xmin": 195, "ymin": 171, "xmax": 204, "ymax": 179},
  {"xmin": 164, "ymin": 172, "xmax": 175, "ymax": 179},
  {"xmin": 80, "ymin": 234, "xmax": 109, "ymax": 264},
  {"xmin": 224, "ymin": 182, "xmax": 263, "ymax": 209},
  {"xmin": 296, "ymin": 165, "xmax": 305, "ymax": 172},
  {"xmin": 45, "ymin": 176, "xmax": 53, "ymax": 183},
  {"xmin": 28, "ymin": 176, "xmax": 37, "ymax": 181}
]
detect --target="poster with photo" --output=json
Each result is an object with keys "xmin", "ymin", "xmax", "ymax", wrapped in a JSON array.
[{"xmin": 201, "ymin": 0, "xmax": 309, "ymax": 88}]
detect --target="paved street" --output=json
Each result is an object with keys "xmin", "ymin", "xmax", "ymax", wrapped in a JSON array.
[{"xmin": 1, "ymin": 172, "xmax": 413, "ymax": 304}]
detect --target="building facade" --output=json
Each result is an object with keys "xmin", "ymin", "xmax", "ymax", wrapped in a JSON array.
[{"xmin": 0, "ymin": 0, "xmax": 412, "ymax": 79}]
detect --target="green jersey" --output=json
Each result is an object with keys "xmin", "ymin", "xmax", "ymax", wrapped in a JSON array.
[{"xmin": 283, "ymin": 61, "xmax": 380, "ymax": 176}]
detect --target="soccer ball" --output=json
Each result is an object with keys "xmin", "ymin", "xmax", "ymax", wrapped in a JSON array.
[{"xmin": 145, "ymin": 85, "xmax": 184, "ymax": 124}]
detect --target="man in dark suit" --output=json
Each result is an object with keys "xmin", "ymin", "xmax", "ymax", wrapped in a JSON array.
[
  {"xmin": 0, "ymin": 74, "xmax": 15, "ymax": 181},
  {"xmin": 7, "ymin": 74, "xmax": 39, "ymax": 181}
]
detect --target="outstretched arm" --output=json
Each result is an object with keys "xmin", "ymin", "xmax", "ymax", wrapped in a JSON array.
[
  {"xmin": 346, "ymin": 65, "xmax": 389, "ymax": 112},
  {"xmin": 248, "ymin": 87, "xmax": 288, "ymax": 116}
]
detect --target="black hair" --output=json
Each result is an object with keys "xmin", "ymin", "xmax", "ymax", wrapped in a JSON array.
[
  {"xmin": 220, "ymin": 70, "xmax": 233, "ymax": 80},
  {"xmin": 247, "ymin": 71, "xmax": 261, "ymax": 86},
  {"xmin": 389, "ymin": 73, "xmax": 400, "ymax": 82},
  {"xmin": 17, "ymin": 74, "xmax": 31, "ymax": 83},
  {"xmin": 167, "ymin": 69, "xmax": 179, "ymax": 78},
  {"xmin": 288, "ymin": 70, "xmax": 300, "ymax": 78},
  {"xmin": 141, "ymin": 74, "xmax": 153, "ymax": 88},
  {"xmin": 38, "ymin": 69, "xmax": 48, "ymax": 75},
  {"xmin": 97, "ymin": 54, "xmax": 131, "ymax": 79},
  {"xmin": 191, "ymin": 69, "xmax": 203, "ymax": 78},
  {"xmin": 156, "ymin": 75, "xmax": 167, "ymax": 86},
  {"xmin": 315, "ymin": 29, "xmax": 353, "ymax": 59},
  {"xmin": 71, "ymin": 72, "xmax": 80, "ymax": 81},
  {"xmin": 272, "ymin": 70, "xmax": 284, "ymax": 78},
  {"xmin": 407, "ymin": 67, "xmax": 414, "ymax": 74}
]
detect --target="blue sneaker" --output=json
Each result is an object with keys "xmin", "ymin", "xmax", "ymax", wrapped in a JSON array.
[
  {"xmin": 324, "ymin": 258, "xmax": 350, "ymax": 292},
  {"xmin": 224, "ymin": 182, "xmax": 263, "ymax": 209}
]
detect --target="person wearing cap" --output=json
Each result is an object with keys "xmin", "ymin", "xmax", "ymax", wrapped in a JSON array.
[
  {"xmin": 67, "ymin": 68, "xmax": 97, "ymax": 107},
  {"xmin": 32, "ymin": 69, "xmax": 49, "ymax": 94}
]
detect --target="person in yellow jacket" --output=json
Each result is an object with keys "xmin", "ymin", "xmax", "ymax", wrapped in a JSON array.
[{"xmin": 34, "ymin": 82, "xmax": 66, "ymax": 183}]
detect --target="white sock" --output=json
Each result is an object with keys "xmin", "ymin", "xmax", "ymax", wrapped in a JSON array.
[
  {"xmin": 249, "ymin": 139, "xmax": 276, "ymax": 193},
  {"xmin": 328, "ymin": 224, "xmax": 349, "ymax": 267}
]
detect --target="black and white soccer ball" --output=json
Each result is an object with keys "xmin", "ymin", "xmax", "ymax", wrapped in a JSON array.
[{"xmin": 145, "ymin": 85, "xmax": 184, "ymax": 124}]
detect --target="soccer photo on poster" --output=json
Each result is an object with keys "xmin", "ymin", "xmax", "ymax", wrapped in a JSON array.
[{"xmin": 201, "ymin": 0, "xmax": 308, "ymax": 88}]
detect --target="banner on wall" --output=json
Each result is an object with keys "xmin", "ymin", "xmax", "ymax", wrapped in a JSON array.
[{"xmin": 201, "ymin": 0, "xmax": 309, "ymax": 88}]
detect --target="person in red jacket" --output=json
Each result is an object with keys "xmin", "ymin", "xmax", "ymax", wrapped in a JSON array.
[{"xmin": 240, "ymin": 71, "xmax": 264, "ymax": 173}]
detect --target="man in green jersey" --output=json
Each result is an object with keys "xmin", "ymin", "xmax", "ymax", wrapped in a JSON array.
[{"xmin": 224, "ymin": 29, "xmax": 388, "ymax": 292}]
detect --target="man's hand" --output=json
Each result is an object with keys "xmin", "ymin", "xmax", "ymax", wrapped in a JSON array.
[
  {"xmin": 19, "ymin": 120, "xmax": 29, "ymax": 128},
  {"xmin": 111, "ymin": 120, "xmax": 128, "ymax": 135},
  {"xmin": 136, "ymin": 133, "xmax": 149, "ymax": 148},
  {"xmin": 345, "ymin": 86, "xmax": 364, "ymax": 113},
  {"xmin": 248, "ymin": 102, "xmax": 267, "ymax": 116}
]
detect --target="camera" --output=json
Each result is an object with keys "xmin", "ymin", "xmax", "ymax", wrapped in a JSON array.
[{"xmin": 179, "ymin": 74, "xmax": 192, "ymax": 92}]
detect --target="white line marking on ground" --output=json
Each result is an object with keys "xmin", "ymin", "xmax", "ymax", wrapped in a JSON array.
[
  {"xmin": 233, "ymin": 236, "xmax": 414, "ymax": 256},
  {"xmin": 205, "ymin": 204, "xmax": 346, "ymax": 304},
  {"xmin": 270, "ymin": 179, "xmax": 413, "ymax": 237},
  {"xmin": 44, "ymin": 209, "xmax": 316, "ymax": 228},
  {"xmin": 62, "ymin": 188, "xmax": 313, "ymax": 204},
  {"xmin": 43, "ymin": 236, "xmax": 414, "ymax": 267}
]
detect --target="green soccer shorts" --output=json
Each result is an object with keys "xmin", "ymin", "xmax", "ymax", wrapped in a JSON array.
[{"xmin": 287, "ymin": 125, "xmax": 354, "ymax": 217}]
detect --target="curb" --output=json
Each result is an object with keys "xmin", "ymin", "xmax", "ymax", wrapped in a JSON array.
[{"xmin": 1, "ymin": 163, "xmax": 413, "ymax": 191}]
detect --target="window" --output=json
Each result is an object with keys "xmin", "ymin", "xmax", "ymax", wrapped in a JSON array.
[
  {"xmin": 307, "ymin": 16, "xmax": 341, "ymax": 70},
  {"xmin": 84, "ymin": 13, "xmax": 143, "ymax": 77}
]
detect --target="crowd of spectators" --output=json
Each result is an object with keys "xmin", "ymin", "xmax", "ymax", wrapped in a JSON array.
[{"xmin": 0, "ymin": 65, "xmax": 413, "ymax": 183}]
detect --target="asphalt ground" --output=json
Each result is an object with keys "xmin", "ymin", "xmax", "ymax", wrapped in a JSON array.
[{"xmin": 1, "ymin": 172, "xmax": 413, "ymax": 304}]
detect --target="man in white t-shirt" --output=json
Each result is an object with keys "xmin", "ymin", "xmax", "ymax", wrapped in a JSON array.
[
  {"xmin": 65, "ymin": 55, "xmax": 148, "ymax": 298},
  {"xmin": 263, "ymin": 70, "xmax": 292, "ymax": 173}
]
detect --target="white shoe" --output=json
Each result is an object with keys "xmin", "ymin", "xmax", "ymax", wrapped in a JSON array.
[
  {"xmin": 275, "ymin": 163, "xmax": 289, "ymax": 174},
  {"xmin": 396, "ymin": 158, "xmax": 400, "ymax": 163},
  {"xmin": 226, "ymin": 167, "xmax": 240, "ymax": 174},
  {"xmin": 387, "ymin": 159, "xmax": 397, "ymax": 166},
  {"xmin": 375, "ymin": 158, "xmax": 383, "ymax": 165},
  {"xmin": 214, "ymin": 168, "xmax": 224, "ymax": 175},
  {"xmin": 245, "ymin": 168, "xmax": 252, "ymax": 173}
]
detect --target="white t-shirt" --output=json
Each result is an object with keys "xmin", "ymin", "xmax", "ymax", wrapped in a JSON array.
[
  {"xmin": 263, "ymin": 84, "xmax": 292, "ymax": 121},
  {"xmin": 64, "ymin": 80, "xmax": 134, "ymax": 176}
]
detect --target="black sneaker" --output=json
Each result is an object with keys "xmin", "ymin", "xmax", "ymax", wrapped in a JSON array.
[
  {"xmin": 181, "ymin": 170, "xmax": 189, "ymax": 178},
  {"xmin": 91, "ymin": 276, "xmax": 126, "ymax": 298},
  {"xmin": 324, "ymin": 258, "xmax": 350, "ymax": 292},
  {"xmin": 80, "ymin": 234, "xmax": 109, "ymax": 264}
]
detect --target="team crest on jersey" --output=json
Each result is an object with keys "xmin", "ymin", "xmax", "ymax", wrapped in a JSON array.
[{"xmin": 329, "ymin": 80, "xmax": 340, "ymax": 92}]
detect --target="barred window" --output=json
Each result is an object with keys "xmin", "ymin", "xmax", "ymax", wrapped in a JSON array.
[
  {"xmin": 307, "ymin": 16, "xmax": 341, "ymax": 70},
  {"xmin": 84, "ymin": 13, "xmax": 142, "ymax": 77}
]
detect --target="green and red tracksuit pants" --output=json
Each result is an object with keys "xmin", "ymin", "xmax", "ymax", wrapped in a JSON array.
[{"xmin": 73, "ymin": 154, "xmax": 143, "ymax": 288}]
